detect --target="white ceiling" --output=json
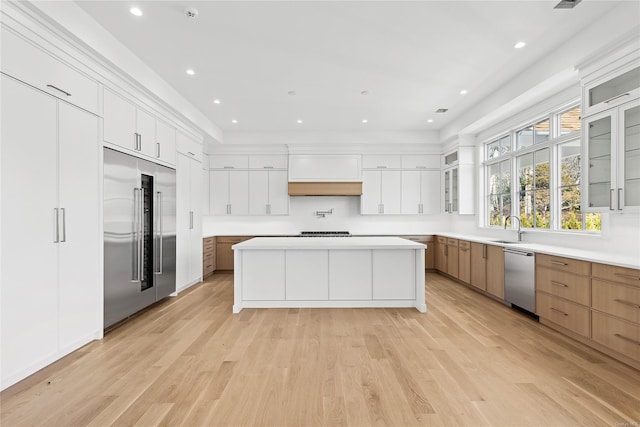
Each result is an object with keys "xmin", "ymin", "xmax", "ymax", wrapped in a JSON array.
[{"xmin": 73, "ymin": 0, "xmax": 630, "ymax": 133}]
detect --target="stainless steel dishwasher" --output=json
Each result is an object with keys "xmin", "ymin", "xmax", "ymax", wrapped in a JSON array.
[{"xmin": 504, "ymin": 247, "xmax": 536, "ymax": 314}]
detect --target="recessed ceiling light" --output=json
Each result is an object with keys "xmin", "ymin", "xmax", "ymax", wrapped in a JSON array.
[
  {"xmin": 213, "ymin": 99, "xmax": 221, "ymax": 104},
  {"xmin": 427, "ymin": 119, "xmax": 434, "ymax": 123},
  {"xmin": 130, "ymin": 7, "xmax": 142, "ymax": 17},
  {"xmin": 296, "ymin": 119, "xmax": 303, "ymax": 124},
  {"xmin": 460, "ymin": 89, "xmax": 468, "ymax": 95},
  {"xmin": 514, "ymin": 41, "xmax": 527, "ymax": 49},
  {"xmin": 231, "ymin": 119, "xmax": 238, "ymax": 124},
  {"xmin": 288, "ymin": 90, "xmax": 296, "ymax": 96},
  {"xmin": 185, "ymin": 69, "xmax": 195, "ymax": 75},
  {"xmin": 360, "ymin": 90, "xmax": 370, "ymax": 95},
  {"xmin": 362, "ymin": 119, "xmax": 368, "ymax": 124}
]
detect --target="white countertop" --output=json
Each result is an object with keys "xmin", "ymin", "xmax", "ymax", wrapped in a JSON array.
[
  {"xmin": 232, "ymin": 236, "xmax": 426, "ymax": 250},
  {"xmin": 436, "ymin": 232, "xmax": 640, "ymax": 270}
]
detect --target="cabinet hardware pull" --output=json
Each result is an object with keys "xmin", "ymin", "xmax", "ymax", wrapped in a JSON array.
[
  {"xmin": 138, "ymin": 133, "xmax": 142, "ymax": 150},
  {"xmin": 444, "ymin": 245, "xmax": 448, "ymax": 257},
  {"xmin": 264, "ymin": 166, "xmax": 274, "ymax": 169},
  {"xmin": 551, "ymin": 281, "xmax": 568, "ymax": 288},
  {"xmin": 156, "ymin": 142, "xmax": 161, "ymax": 158},
  {"xmin": 189, "ymin": 211, "xmax": 194, "ymax": 229},
  {"xmin": 46, "ymin": 84, "xmax": 71, "ymax": 97},
  {"xmin": 610, "ymin": 189, "xmax": 615, "ymax": 211},
  {"xmin": 482, "ymin": 244, "xmax": 487, "ymax": 259},
  {"xmin": 53, "ymin": 208, "xmax": 59, "ymax": 243},
  {"xmin": 603, "ymin": 93, "xmax": 630, "ymax": 104},
  {"xmin": 377, "ymin": 166, "xmax": 387, "ymax": 169},
  {"xmin": 614, "ymin": 299, "xmax": 640, "ymax": 309},
  {"xmin": 223, "ymin": 166, "xmax": 234, "ymax": 168},
  {"xmin": 550, "ymin": 307, "xmax": 568, "ymax": 316},
  {"xmin": 614, "ymin": 333, "xmax": 640, "ymax": 346},
  {"xmin": 188, "ymin": 151, "xmax": 195, "ymax": 156},
  {"xmin": 60, "ymin": 208, "xmax": 66, "ymax": 242},
  {"xmin": 550, "ymin": 260, "xmax": 568, "ymax": 266},
  {"xmin": 157, "ymin": 191, "xmax": 163, "ymax": 274},
  {"xmin": 226, "ymin": 204, "xmax": 231, "ymax": 215},
  {"xmin": 134, "ymin": 133, "xmax": 139, "ymax": 150},
  {"xmin": 618, "ymin": 188, "xmax": 623, "ymax": 210},
  {"xmin": 614, "ymin": 273, "xmax": 640, "ymax": 281}
]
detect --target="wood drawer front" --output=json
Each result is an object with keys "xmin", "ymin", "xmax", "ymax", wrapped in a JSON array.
[
  {"xmin": 535, "ymin": 253, "xmax": 590, "ymax": 276},
  {"xmin": 536, "ymin": 293, "xmax": 590, "ymax": 338},
  {"xmin": 536, "ymin": 267, "xmax": 590, "ymax": 306},
  {"xmin": 592, "ymin": 311, "xmax": 640, "ymax": 362},
  {"xmin": 203, "ymin": 253, "xmax": 215, "ymax": 263},
  {"xmin": 592, "ymin": 279, "xmax": 640, "ymax": 324},
  {"xmin": 437, "ymin": 236, "xmax": 447, "ymax": 244},
  {"xmin": 216, "ymin": 236, "xmax": 252, "ymax": 244},
  {"xmin": 203, "ymin": 242, "xmax": 215, "ymax": 252},
  {"xmin": 447, "ymin": 238, "xmax": 458, "ymax": 247},
  {"xmin": 592, "ymin": 263, "xmax": 640, "ymax": 288},
  {"xmin": 203, "ymin": 237, "xmax": 215, "ymax": 246},
  {"xmin": 458, "ymin": 240, "xmax": 470, "ymax": 250}
]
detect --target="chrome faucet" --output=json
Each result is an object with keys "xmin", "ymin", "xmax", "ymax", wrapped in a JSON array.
[{"xmin": 504, "ymin": 215, "xmax": 524, "ymax": 242}]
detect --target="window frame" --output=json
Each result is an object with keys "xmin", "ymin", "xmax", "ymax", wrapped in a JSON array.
[{"xmin": 482, "ymin": 104, "xmax": 601, "ymax": 233}]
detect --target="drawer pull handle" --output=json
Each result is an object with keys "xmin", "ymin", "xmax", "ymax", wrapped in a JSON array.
[
  {"xmin": 604, "ymin": 93, "xmax": 630, "ymax": 104},
  {"xmin": 614, "ymin": 273, "xmax": 640, "ymax": 281},
  {"xmin": 46, "ymin": 84, "xmax": 71, "ymax": 97},
  {"xmin": 551, "ymin": 281, "xmax": 568, "ymax": 288},
  {"xmin": 614, "ymin": 333, "xmax": 640, "ymax": 346},
  {"xmin": 550, "ymin": 260, "xmax": 568, "ymax": 266},
  {"xmin": 550, "ymin": 307, "xmax": 568, "ymax": 316},
  {"xmin": 614, "ymin": 299, "xmax": 640, "ymax": 309}
]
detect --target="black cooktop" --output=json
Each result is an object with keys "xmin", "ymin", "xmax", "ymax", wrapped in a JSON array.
[{"xmin": 299, "ymin": 231, "xmax": 352, "ymax": 237}]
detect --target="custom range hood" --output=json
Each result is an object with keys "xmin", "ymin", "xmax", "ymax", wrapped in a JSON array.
[{"xmin": 287, "ymin": 154, "xmax": 362, "ymax": 196}]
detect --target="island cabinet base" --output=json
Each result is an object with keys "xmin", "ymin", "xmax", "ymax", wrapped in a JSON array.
[{"xmin": 232, "ymin": 238, "xmax": 426, "ymax": 313}]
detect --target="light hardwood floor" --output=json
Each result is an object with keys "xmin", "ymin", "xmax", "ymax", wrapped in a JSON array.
[{"xmin": 2, "ymin": 272, "xmax": 639, "ymax": 426}]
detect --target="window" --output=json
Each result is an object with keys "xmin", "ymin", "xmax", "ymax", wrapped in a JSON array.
[
  {"xmin": 517, "ymin": 148, "xmax": 550, "ymax": 228},
  {"xmin": 487, "ymin": 160, "xmax": 511, "ymax": 226},
  {"xmin": 483, "ymin": 105, "xmax": 601, "ymax": 232}
]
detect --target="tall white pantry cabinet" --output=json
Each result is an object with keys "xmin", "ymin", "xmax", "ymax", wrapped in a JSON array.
[{"xmin": 1, "ymin": 74, "xmax": 102, "ymax": 389}]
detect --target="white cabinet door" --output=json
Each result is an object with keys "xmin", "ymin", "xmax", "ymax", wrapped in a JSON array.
[
  {"xmin": 401, "ymin": 171, "xmax": 421, "ymax": 214},
  {"xmin": 380, "ymin": 171, "xmax": 401, "ymax": 214},
  {"xmin": 286, "ymin": 251, "xmax": 329, "ymax": 300},
  {"xmin": 189, "ymin": 158, "xmax": 203, "ymax": 284},
  {"xmin": 229, "ymin": 171, "xmax": 249, "ymax": 215},
  {"xmin": 210, "ymin": 171, "xmax": 230, "ymax": 215},
  {"xmin": 329, "ymin": 250, "xmax": 372, "ymax": 300},
  {"xmin": 372, "ymin": 250, "xmax": 415, "ymax": 300},
  {"xmin": 156, "ymin": 119, "xmax": 176, "ymax": 165},
  {"xmin": 242, "ymin": 251, "xmax": 286, "ymax": 300},
  {"xmin": 420, "ymin": 170, "xmax": 441, "ymax": 214},
  {"xmin": 136, "ymin": 108, "xmax": 156, "ymax": 158},
  {"xmin": 103, "ymin": 89, "xmax": 136, "ymax": 150},
  {"xmin": 57, "ymin": 102, "xmax": 101, "ymax": 351},
  {"xmin": 361, "ymin": 170, "xmax": 382, "ymax": 214},
  {"xmin": 1, "ymin": 77, "xmax": 59, "ymax": 386},
  {"xmin": 268, "ymin": 171, "xmax": 289, "ymax": 215},
  {"xmin": 619, "ymin": 102, "xmax": 640, "ymax": 210},
  {"xmin": 176, "ymin": 153, "xmax": 192, "ymax": 289},
  {"xmin": 249, "ymin": 171, "xmax": 269, "ymax": 215}
]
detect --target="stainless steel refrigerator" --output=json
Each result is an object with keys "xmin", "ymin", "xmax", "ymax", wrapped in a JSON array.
[{"xmin": 104, "ymin": 148, "xmax": 176, "ymax": 328}]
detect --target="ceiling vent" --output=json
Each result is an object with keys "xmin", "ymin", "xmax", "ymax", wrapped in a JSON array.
[
  {"xmin": 554, "ymin": 0, "xmax": 582, "ymax": 9},
  {"xmin": 184, "ymin": 7, "xmax": 199, "ymax": 19},
  {"xmin": 435, "ymin": 108, "xmax": 448, "ymax": 113}
]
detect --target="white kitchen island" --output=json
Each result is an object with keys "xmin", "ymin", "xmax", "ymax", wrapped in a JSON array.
[{"xmin": 232, "ymin": 237, "xmax": 426, "ymax": 313}]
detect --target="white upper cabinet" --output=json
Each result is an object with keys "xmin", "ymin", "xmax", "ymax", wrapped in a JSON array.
[
  {"xmin": 401, "ymin": 155, "xmax": 440, "ymax": 170},
  {"xmin": 362, "ymin": 155, "xmax": 401, "ymax": 169},
  {"xmin": 210, "ymin": 170, "xmax": 250, "ymax": 215},
  {"xmin": 176, "ymin": 130, "xmax": 203, "ymax": 162},
  {"xmin": 103, "ymin": 89, "xmax": 178, "ymax": 166},
  {"xmin": 289, "ymin": 155, "xmax": 361, "ymax": 181},
  {"xmin": 361, "ymin": 170, "xmax": 401, "ymax": 215},
  {"xmin": 0, "ymin": 26, "xmax": 99, "ymax": 115},
  {"xmin": 249, "ymin": 155, "xmax": 288, "ymax": 169},
  {"xmin": 401, "ymin": 170, "xmax": 440, "ymax": 214},
  {"xmin": 442, "ymin": 147, "xmax": 474, "ymax": 215},
  {"xmin": 210, "ymin": 155, "xmax": 249, "ymax": 169},
  {"xmin": 249, "ymin": 170, "xmax": 289, "ymax": 215},
  {"xmin": 583, "ymin": 63, "xmax": 640, "ymax": 118}
]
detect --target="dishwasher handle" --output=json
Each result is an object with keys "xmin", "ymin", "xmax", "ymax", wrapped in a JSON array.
[{"xmin": 504, "ymin": 248, "xmax": 534, "ymax": 256}]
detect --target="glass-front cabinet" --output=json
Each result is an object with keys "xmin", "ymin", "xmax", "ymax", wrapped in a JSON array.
[
  {"xmin": 584, "ymin": 100, "xmax": 640, "ymax": 212},
  {"xmin": 444, "ymin": 168, "xmax": 458, "ymax": 213}
]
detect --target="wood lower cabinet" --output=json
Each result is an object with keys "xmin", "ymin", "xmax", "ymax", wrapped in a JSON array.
[
  {"xmin": 435, "ymin": 236, "xmax": 447, "ymax": 272},
  {"xmin": 216, "ymin": 236, "xmax": 253, "ymax": 271},
  {"xmin": 446, "ymin": 239, "xmax": 459, "ymax": 278},
  {"xmin": 536, "ymin": 292, "xmax": 591, "ymax": 338},
  {"xmin": 590, "ymin": 263, "xmax": 640, "ymax": 364},
  {"xmin": 401, "ymin": 235, "xmax": 435, "ymax": 270},
  {"xmin": 458, "ymin": 240, "xmax": 470, "ymax": 284},
  {"xmin": 485, "ymin": 245, "xmax": 504, "ymax": 299},
  {"xmin": 470, "ymin": 243, "xmax": 487, "ymax": 291},
  {"xmin": 203, "ymin": 237, "xmax": 216, "ymax": 278}
]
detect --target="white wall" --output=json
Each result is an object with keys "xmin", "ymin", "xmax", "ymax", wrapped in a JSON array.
[{"xmin": 203, "ymin": 196, "xmax": 450, "ymax": 236}]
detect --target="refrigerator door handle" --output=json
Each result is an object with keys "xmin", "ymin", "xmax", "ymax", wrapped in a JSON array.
[
  {"xmin": 132, "ymin": 188, "xmax": 140, "ymax": 282},
  {"xmin": 139, "ymin": 187, "xmax": 145, "ymax": 283},
  {"xmin": 155, "ymin": 191, "xmax": 163, "ymax": 274}
]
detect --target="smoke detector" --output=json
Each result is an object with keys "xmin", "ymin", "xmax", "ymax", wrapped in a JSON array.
[{"xmin": 184, "ymin": 7, "xmax": 199, "ymax": 19}]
